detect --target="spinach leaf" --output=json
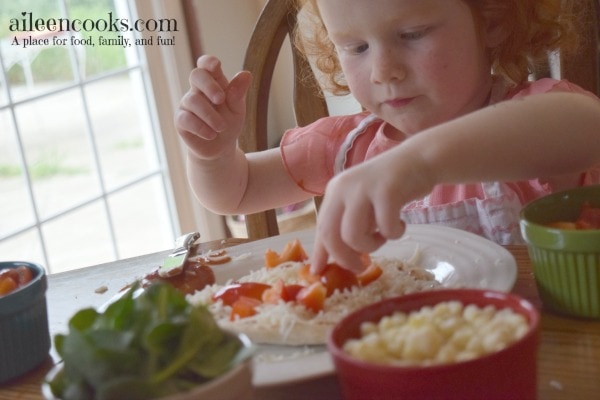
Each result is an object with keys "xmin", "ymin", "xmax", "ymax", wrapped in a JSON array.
[{"xmin": 48, "ymin": 282, "xmax": 252, "ymax": 400}]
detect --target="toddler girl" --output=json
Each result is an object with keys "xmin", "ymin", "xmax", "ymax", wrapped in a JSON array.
[{"xmin": 176, "ymin": 0, "xmax": 600, "ymax": 273}]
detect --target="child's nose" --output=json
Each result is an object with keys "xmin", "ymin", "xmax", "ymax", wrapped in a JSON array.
[{"xmin": 370, "ymin": 49, "xmax": 406, "ymax": 83}]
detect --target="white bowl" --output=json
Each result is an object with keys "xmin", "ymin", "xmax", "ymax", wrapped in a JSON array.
[{"xmin": 42, "ymin": 333, "xmax": 255, "ymax": 400}]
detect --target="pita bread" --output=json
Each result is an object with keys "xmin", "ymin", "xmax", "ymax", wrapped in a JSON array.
[{"xmin": 189, "ymin": 257, "xmax": 439, "ymax": 345}]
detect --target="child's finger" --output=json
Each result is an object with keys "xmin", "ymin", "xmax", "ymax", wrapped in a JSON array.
[
  {"xmin": 374, "ymin": 206, "xmax": 406, "ymax": 240},
  {"xmin": 179, "ymin": 89, "xmax": 226, "ymax": 134},
  {"xmin": 312, "ymin": 216, "xmax": 367, "ymax": 274},
  {"xmin": 175, "ymin": 109, "xmax": 217, "ymax": 141},
  {"xmin": 310, "ymin": 239, "xmax": 330, "ymax": 275},
  {"xmin": 196, "ymin": 55, "xmax": 229, "ymax": 89},
  {"xmin": 190, "ymin": 55, "xmax": 230, "ymax": 104},
  {"xmin": 226, "ymin": 71, "xmax": 253, "ymax": 116}
]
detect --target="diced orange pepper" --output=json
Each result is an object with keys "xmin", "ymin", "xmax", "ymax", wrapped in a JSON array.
[
  {"xmin": 298, "ymin": 263, "xmax": 320, "ymax": 284},
  {"xmin": 356, "ymin": 263, "xmax": 383, "ymax": 286},
  {"xmin": 262, "ymin": 280, "xmax": 285, "ymax": 304},
  {"xmin": 264, "ymin": 239, "xmax": 308, "ymax": 268},
  {"xmin": 546, "ymin": 202, "xmax": 600, "ymax": 230},
  {"xmin": 546, "ymin": 221, "xmax": 578, "ymax": 230},
  {"xmin": 230, "ymin": 296, "xmax": 262, "ymax": 320},
  {"xmin": 296, "ymin": 282, "xmax": 327, "ymax": 313},
  {"xmin": 264, "ymin": 249, "xmax": 282, "ymax": 268},
  {"xmin": 0, "ymin": 276, "xmax": 18, "ymax": 296}
]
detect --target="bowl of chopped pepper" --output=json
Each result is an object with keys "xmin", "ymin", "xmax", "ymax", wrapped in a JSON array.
[
  {"xmin": 520, "ymin": 184, "xmax": 600, "ymax": 319},
  {"xmin": 42, "ymin": 281, "xmax": 255, "ymax": 400},
  {"xmin": 0, "ymin": 261, "xmax": 50, "ymax": 383}
]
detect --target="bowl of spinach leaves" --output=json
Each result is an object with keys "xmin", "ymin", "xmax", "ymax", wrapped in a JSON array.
[{"xmin": 43, "ymin": 281, "xmax": 254, "ymax": 400}]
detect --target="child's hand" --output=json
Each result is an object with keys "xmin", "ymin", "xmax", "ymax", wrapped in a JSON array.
[
  {"xmin": 311, "ymin": 150, "xmax": 432, "ymax": 274},
  {"xmin": 176, "ymin": 55, "xmax": 252, "ymax": 160}
]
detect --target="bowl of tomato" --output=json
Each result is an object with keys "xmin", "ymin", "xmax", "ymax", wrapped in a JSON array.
[
  {"xmin": 0, "ymin": 261, "xmax": 50, "ymax": 383},
  {"xmin": 520, "ymin": 184, "xmax": 600, "ymax": 319}
]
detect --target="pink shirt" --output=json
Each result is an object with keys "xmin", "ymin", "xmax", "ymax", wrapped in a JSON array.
[{"xmin": 280, "ymin": 78, "xmax": 600, "ymax": 244}]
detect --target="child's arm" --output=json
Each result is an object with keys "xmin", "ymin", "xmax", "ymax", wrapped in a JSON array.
[
  {"xmin": 312, "ymin": 91, "xmax": 600, "ymax": 273},
  {"xmin": 176, "ymin": 55, "xmax": 310, "ymax": 215}
]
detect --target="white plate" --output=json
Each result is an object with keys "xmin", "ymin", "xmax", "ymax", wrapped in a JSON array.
[{"xmin": 208, "ymin": 224, "xmax": 517, "ymax": 387}]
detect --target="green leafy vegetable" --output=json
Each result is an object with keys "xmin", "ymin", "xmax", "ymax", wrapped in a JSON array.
[{"xmin": 48, "ymin": 282, "xmax": 253, "ymax": 400}]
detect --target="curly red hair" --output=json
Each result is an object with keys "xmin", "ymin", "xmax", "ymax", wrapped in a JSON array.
[{"xmin": 294, "ymin": 0, "xmax": 584, "ymax": 95}]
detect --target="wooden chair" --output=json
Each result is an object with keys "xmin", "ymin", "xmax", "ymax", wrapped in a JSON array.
[{"xmin": 239, "ymin": 0, "xmax": 328, "ymax": 240}]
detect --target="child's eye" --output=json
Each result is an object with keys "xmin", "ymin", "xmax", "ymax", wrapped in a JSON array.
[
  {"xmin": 341, "ymin": 43, "xmax": 368, "ymax": 55},
  {"xmin": 400, "ymin": 28, "xmax": 430, "ymax": 40},
  {"xmin": 352, "ymin": 43, "xmax": 369, "ymax": 54}
]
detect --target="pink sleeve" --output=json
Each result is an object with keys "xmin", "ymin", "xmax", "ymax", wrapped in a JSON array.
[
  {"xmin": 279, "ymin": 113, "xmax": 371, "ymax": 195},
  {"xmin": 511, "ymin": 78, "xmax": 600, "ymax": 100},
  {"xmin": 511, "ymin": 78, "xmax": 600, "ymax": 188}
]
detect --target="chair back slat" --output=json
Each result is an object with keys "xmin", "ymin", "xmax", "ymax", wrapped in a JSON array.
[{"xmin": 240, "ymin": 0, "xmax": 328, "ymax": 239}]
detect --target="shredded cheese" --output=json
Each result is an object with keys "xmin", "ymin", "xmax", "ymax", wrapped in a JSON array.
[{"xmin": 188, "ymin": 255, "xmax": 440, "ymax": 345}]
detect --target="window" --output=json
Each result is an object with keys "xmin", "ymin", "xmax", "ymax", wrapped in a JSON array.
[{"xmin": 0, "ymin": 0, "xmax": 192, "ymax": 273}]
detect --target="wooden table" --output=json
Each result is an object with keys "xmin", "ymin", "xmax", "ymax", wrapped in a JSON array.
[{"xmin": 1, "ymin": 240, "xmax": 599, "ymax": 400}]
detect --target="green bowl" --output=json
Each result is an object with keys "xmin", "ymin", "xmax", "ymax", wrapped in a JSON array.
[{"xmin": 520, "ymin": 185, "xmax": 600, "ymax": 319}]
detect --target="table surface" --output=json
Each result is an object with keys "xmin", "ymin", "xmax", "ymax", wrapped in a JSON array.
[{"xmin": 1, "ymin": 238, "xmax": 599, "ymax": 400}]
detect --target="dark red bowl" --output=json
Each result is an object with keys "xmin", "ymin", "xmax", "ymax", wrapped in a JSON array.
[{"xmin": 327, "ymin": 289, "xmax": 539, "ymax": 400}]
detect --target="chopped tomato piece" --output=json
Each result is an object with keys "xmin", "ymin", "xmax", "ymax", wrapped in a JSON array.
[
  {"xmin": 0, "ymin": 276, "xmax": 18, "ymax": 296},
  {"xmin": 282, "ymin": 284, "xmax": 304, "ymax": 302},
  {"xmin": 264, "ymin": 239, "xmax": 308, "ymax": 268},
  {"xmin": 212, "ymin": 282, "xmax": 271, "ymax": 306},
  {"xmin": 356, "ymin": 263, "xmax": 383, "ymax": 286},
  {"xmin": 14, "ymin": 266, "xmax": 33, "ymax": 285},
  {"xmin": 546, "ymin": 202, "xmax": 600, "ymax": 230},
  {"xmin": 262, "ymin": 280, "xmax": 306, "ymax": 304},
  {"xmin": 230, "ymin": 296, "xmax": 261, "ymax": 320},
  {"xmin": 0, "ymin": 267, "xmax": 33, "ymax": 297},
  {"xmin": 0, "ymin": 268, "xmax": 19, "ymax": 282},
  {"xmin": 296, "ymin": 282, "xmax": 327, "ymax": 313},
  {"xmin": 320, "ymin": 263, "xmax": 358, "ymax": 296},
  {"xmin": 576, "ymin": 202, "xmax": 600, "ymax": 229}
]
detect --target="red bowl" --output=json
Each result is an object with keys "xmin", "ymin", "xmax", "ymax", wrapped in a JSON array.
[{"xmin": 327, "ymin": 289, "xmax": 539, "ymax": 400}]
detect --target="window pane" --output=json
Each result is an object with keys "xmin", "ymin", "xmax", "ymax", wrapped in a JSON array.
[
  {"xmin": 0, "ymin": 229, "xmax": 45, "ymax": 270},
  {"xmin": 85, "ymin": 72, "xmax": 160, "ymax": 190},
  {"xmin": 14, "ymin": 89, "xmax": 101, "ymax": 219},
  {"xmin": 0, "ymin": 52, "xmax": 9, "ymax": 107},
  {"xmin": 65, "ymin": 0, "xmax": 129, "ymax": 77},
  {"xmin": 42, "ymin": 202, "xmax": 114, "ymax": 273},
  {"xmin": 0, "ymin": 110, "xmax": 35, "ymax": 236},
  {"xmin": 0, "ymin": 0, "xmax": 180, "ymax": 274},
  {"xmin": 1, "ymin": 1, "xmax": 77, "ymax": 103},
  {"xmin": 109, "ymin": 176, "xmax": 173, "ymax": 259}
]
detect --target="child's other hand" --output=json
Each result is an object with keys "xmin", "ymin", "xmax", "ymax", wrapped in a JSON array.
[{"xmin": 176, "ymin": 55, "xmax": 252, "ymax": 160}]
